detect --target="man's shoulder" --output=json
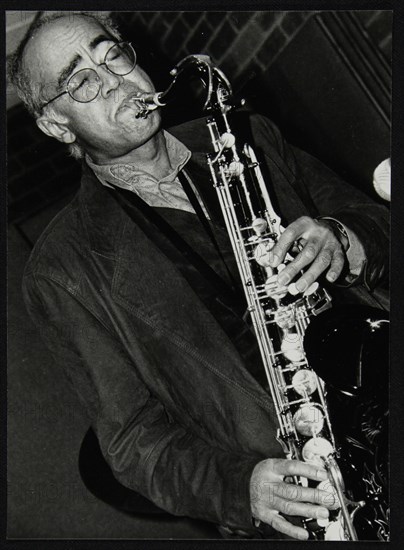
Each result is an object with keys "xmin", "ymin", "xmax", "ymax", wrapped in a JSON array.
[
  {"xmin": 168, "ymin": 117, "xmax": 211, "ymax": 152},
  {"xmin": 24, "ymin": 194, "xmax": 86, "ymax": 281}
]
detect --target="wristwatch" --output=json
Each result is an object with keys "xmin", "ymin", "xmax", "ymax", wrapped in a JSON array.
[{"xmin": 318, "ymin": 217, "xmax": 350, "ymax": 252}]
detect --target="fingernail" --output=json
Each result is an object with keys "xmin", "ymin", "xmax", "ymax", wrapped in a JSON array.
[
  {"xmin": 318, "ymin": 508, "xmax": 329, "ymax": 520},
  {"xmin": 327, "ymin": 272, "xmax": 337, "ymax": 282},
  {"xmin": 296, "ymin": 280, "xmax": 308, "ymax": 292},
  {"xmin": 278, "ymin": 273, "xmax": 290, "ymax": 286},
  {"xmin": 271, "ymin": 253, "xmax": 280, "ymax": 267},
  {"xmin": 268, "ymin": 251, "xmax": 274, "ymax": 265}
]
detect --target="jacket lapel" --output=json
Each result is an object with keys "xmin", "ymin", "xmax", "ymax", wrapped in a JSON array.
[{"xmin": 79, "ymin": 163, "xmax": 275, "ymax": 413}]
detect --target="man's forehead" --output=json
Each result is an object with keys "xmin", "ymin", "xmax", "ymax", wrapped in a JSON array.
[
  {"xmin": 23, "ymin": 15, "xmax": 110, "ymax": 79},
  {"xmin": 32, "ymin": 14, "xmax": 109, "ymax": 49}
]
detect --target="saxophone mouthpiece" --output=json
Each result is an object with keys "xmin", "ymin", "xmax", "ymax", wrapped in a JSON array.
[
  {"xmin": 133, "ymin": 92, "xmax": 166, "ymax": 119},
  {"xmin": 135, "ymin": 92, "xmax": 166, "ymax": 107}
]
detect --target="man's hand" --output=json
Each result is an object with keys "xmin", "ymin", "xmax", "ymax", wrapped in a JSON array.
[
  {"xmin": 250, "ymin": 458, "xmax": 339, "ymax": 540},
  {"xmin": 268, "ymin": 216, "xmax": 347, "ymax": 292}
]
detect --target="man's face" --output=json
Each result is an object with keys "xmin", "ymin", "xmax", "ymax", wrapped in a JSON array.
[{"xmin": 24, "ymin": 15, "xmax": 162, "ymax": 162}]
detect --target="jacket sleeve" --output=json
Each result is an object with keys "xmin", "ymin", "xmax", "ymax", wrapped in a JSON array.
[
  {"xmin": 250, "ymin": 114, "xmax": 390, "ymax": 291},
  {"xmin": 23, "ymin": 271, "xmax": 258, "ymax": 533}
]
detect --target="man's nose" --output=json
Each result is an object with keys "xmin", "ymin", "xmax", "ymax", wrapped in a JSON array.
[{"xmin": 98, "ymin": 65, "xmax": 123, "ymax": 98}]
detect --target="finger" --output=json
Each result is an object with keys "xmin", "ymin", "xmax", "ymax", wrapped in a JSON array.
[
  {"xmin": 270, "ymin": 228, "xmax": 299, "ymax": 267},
  {"xmin": 271, "ymin": 459, "xmax": 328, "ymax": 482},
  {"xmin": 270, "ymin": 217, "xmax": 313, "ymax": 267},
  {"xmin": 325, "ymin": 249, "xmax": 346, "ymax": 282},
  {"xmin": 272, "ymin": 495, "xmax": 330, "ymax": 521},
  {"xmin": 270, "ymin": 216, "xmax": 321, "ymax": 267},
  {"xmin": 264, "ymin": 510, "xmax": 309, "ymax": 540},
  {"xmin": 276, "ymin": 239, "xmax": 323, "ymax": 286},
  {"xmin": 317, "ymin": 481, "xmax": 341, "ymax": 510},
  {"xmin": 292, "ymin": 244, "xmax": 336, "ymax": 292},
  {"xmin": 273, "ymin": 482, "xmax": 339, "ymax": 509}
]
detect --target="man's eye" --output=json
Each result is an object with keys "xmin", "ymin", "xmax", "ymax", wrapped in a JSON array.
[
  {"xmin": 108, "ymin": 52, "xmax": 122, "ymax": 62},
  {"xmin": 73, "ymin": 78, "xmax": 88, "ymax": 91}
]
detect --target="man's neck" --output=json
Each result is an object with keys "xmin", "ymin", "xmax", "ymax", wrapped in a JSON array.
[{"xmin": 88, "ymin": 131, "xmax": 173, "ymax": 181}]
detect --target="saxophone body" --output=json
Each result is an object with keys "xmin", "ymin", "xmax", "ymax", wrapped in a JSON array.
[
  {"xmin": 135, "ymin": 55, "xmax": 389, "ymax": 541},
  {"xmin": 201, "ymin": 67, "xmax": 363, "ymax": 542}
]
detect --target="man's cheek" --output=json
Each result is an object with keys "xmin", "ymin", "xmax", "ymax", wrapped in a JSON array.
[{"xmin": 130, "ymin": 67, "xmax": 155, "ymax": 91}]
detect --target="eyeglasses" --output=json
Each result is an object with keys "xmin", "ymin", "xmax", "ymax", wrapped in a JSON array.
[{"xmin": 40, "ymin": 42, "xmax": 136, "ymax": 110}]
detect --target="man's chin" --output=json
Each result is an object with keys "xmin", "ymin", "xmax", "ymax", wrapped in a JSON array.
[{"xmin": 86, "ymin": 113, "xmax": 163, "ymax": 164}]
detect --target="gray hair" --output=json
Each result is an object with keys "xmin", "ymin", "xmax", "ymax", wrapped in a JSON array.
[{"xmin": 8, "ymin": 11, "xmax": 122, "ymax": 159}]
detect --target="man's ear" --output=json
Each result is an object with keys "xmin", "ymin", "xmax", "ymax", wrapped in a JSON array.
[{"xmin": 36, "ymin": 115, "xmax": 76, "ymax": 144}]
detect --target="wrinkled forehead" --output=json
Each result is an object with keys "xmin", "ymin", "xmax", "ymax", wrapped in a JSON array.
[{"xmin": 22, "ymin": 15, "xmax": 111, "ymax": 83}]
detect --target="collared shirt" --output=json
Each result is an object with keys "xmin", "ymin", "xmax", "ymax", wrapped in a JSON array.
[{"xmin": 86, "ymin": 130, "xmax": 210, "ymax": 218}]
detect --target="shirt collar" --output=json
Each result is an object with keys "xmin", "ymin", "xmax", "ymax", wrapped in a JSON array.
[{"xmin": 85, "ymin": 130, "xmax": 191, "ymax": 189}]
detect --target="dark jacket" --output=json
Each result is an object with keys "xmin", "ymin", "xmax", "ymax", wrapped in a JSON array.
[{"xmin": 23, "ymin": 114, "xmax": 389, "ymax": 533}]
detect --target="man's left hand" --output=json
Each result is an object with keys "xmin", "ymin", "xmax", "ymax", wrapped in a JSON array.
[{"xmin": 269, "ymin": 216, "xmax": 347, "ymax": 292}]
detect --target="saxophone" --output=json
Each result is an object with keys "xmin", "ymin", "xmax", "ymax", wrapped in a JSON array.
[{"xmin": 133, "ymin": 55, "xmax": 388, "ymax": 541}]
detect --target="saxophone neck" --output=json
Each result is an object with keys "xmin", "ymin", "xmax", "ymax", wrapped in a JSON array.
[{"xmin": 139, "ymin": 54, "xmax": 234, "ymax": 114}]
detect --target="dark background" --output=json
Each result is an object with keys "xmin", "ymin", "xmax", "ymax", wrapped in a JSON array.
[{"xmin": 7, "ymin": 9, "xmax": 391, "ymax": 539}]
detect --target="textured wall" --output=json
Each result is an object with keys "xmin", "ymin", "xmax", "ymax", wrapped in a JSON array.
[
  {"xmin": 116, "ymin": 10, "xmax": 392, "ymax": 86},
  {"xmin": 118, "ymin": 11, "xmax": 316, "ymax": 89},
  {"xmin": 355, "ymin": 10, "xmax": 393, "ymax": 58}
]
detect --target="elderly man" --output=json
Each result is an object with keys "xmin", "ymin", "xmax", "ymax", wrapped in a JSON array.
[{"xmin": 9, "ymin": 11, "xmax": 389, "ymax": 540}]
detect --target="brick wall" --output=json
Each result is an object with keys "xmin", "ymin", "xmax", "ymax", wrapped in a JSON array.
[
  {"xmin": 7, "ymin": 107, "xmax": 80, "ymax": 224},
  {"xmin": 116, "ymin": 10, "xmax": 392, "ymax": 86},
  {"xmin": 117, "ymin": 11, "xmax": 315, "ymax": 88},
  {"xmin": 355, "ymin": 10, "xmax": 393, "ymax": 59}
]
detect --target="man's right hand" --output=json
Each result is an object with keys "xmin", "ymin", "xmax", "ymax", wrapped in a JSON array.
[{"xmin": 250, "ymin": 458, "xmax": 339, "ymax": 540}]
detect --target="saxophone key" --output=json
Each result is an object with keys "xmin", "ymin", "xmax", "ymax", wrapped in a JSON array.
[
  {"xmin": 293, "ymin": 403, "xmax": 325, "ymax": 437},
  {"xmin": 324, "ymin": 519, "xmax": 347, "ymax": 540},
  {"xmin": 253, "ymin": 242, "xmax": 272, "ymax": 267},
  {"xmin": 291, "ymin": 369, "xmax": 318, "ymax": 396},
  {"xmin": 317, "ymin": 517, "xmax": 330, "ymax": 528},
  {"xmin": 302, "ymin": 437, "xmax": 334, "ymax": 467},
  {"xmin": 274, "ymin": 306, "xmax": 296, "ymax": 329},
  {"xmin": 219, "ymin": 131, "xmax": 235, "ymax": 149},
  {"xmin": 226, "ymin": 160, "xmax": 244, "ymax": 178},
  {"xmin": 251, "ymin": 217, "xmax": 268, "ymax": 235},
  {"xmin": 287, "ymin": 281, "xmax": 319, "ymax": 297},
  {"xmin": 304, "ymin": 282, "xmax": 319, "ymax": 296},
  {"xmin": 281, "ymin": 332, "xmax": 305, "ymax": 362},
  {"xmin": 264, "ymin": 274, "xmax": 288, "ymax": 299}
]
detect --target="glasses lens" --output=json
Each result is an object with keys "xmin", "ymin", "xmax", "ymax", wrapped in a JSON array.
[
  {"xmin": 68, "ymin": 69, "xmax": 100, "ymax": 103},
  {"xmin": 105, "ymin": 42, "xmax": 136, "ymax": 75}
]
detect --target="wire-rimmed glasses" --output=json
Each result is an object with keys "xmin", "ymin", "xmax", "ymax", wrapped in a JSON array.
[{"xmin": 40, "ymin": 41, "xmax": 136, "ymax": 110}]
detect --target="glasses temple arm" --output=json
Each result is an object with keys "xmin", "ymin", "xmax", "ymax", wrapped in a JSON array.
[{"xmin": 40, "ymin": 90, "xmax": 69, "ymax": 111}]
